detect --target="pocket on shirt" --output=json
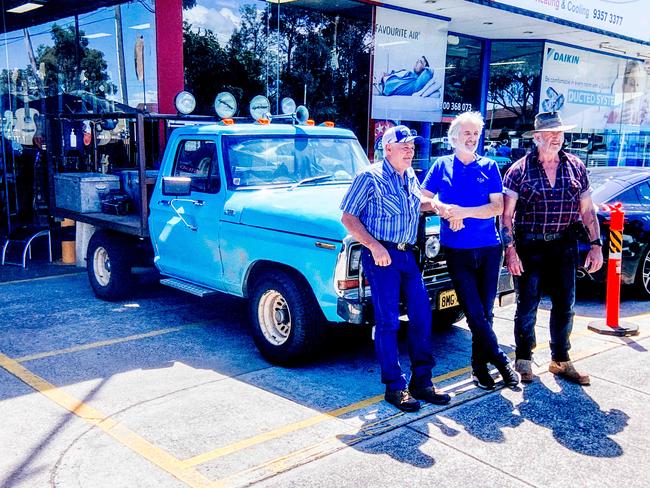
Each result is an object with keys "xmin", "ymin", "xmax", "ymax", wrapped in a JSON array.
[
  {"xmin": 564, "ymin": 179, "xmax": 582, "ymax": 200},
  {"xmin": 519, "ymin": 182, "xmax": 543, "ymax": 203},
  {"xmin": 382, "ymin": 194, "xmax": 403, "ymax": 215}
]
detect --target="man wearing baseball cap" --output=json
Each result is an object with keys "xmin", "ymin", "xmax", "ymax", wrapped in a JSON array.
[
  {"xmin": 501, "ymin": 112, "xmax": 603, "ymax": 385},
  {"xmin": 340, "ymin": 124, "xmax": 451, "ymax": 412}
]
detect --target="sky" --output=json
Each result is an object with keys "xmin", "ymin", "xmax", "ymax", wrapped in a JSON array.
[{"xmin": 183, "ymin": 0, "xmax": 265, "ymax": 46}]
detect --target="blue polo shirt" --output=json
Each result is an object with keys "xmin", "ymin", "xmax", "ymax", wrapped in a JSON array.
[{"xmin": 423, "ymin": 154, "xmax": 502, "ymax": 249}]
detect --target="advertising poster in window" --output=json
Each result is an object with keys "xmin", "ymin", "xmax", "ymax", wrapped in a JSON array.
[
  {"xmin": 371, "ymin": 7, "xmax": 448, "ymax": 123},
  {"xmin": 489, "ymin": 0, "xmax": 649, "ymax": 43},
  {"xmin": 540, "ymin": 42, "xmax": 636, "ymax": 132}
]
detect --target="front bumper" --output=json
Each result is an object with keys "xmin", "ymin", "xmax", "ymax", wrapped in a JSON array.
[{"xmin": 337, "ymin": 266, "xmax": 514, "ymax": 324}]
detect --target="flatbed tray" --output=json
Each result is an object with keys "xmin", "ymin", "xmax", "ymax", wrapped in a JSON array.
[{"xmin": 53, "ymin": 208, "xmax": 148, "ymax": 238}]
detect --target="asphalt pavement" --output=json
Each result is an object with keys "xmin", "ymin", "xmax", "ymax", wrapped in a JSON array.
[{"xmin": 0, "ymin": 265, "xmax": 648, "ymax": 488}]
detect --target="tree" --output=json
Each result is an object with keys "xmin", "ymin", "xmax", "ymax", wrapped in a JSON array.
[
  {"xmin": 36, "ymin": 24, "xmax": 114, "ymax": 97},
  {"xmin": 488, "ymin": 59, "xmax": 541, "ymax": 129}
]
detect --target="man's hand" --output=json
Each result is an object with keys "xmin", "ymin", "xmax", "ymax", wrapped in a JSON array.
[
  {"xmin": 369, "ymin": 242, "xmax": 391, "ymax": 267},
  {"xmin": 505, "ymin": 246, "xmax": 524, "ymax": 276},
  {"xmin": 435, "ymin": 201, "xmax": 452, "ymax": 219},
  {"xmin": 446, "ymin": 204, "xmax": 469, "ymax": 220},
  {"xmin": 449, "ymin": 218, "xmax": 465, "ymax": 232},
  {"xmin": 584, "ymin": 246, "xmax": 604, "ymax": 273}
]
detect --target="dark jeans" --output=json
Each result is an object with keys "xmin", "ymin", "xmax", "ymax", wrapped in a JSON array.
[
  {"xmin": 513, "ymin": 238, "xmax": 578, "ymax": 362},
  {"xmin": 361, "ymin": 247, "xmax": 435, "ymax": 392},
  {"xmin": 444, "ymin": 245, "xmax": 509, "ymax": 371}
]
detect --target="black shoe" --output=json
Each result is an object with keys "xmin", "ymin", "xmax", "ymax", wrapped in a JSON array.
[
  {"xmin": 410, "ymin": 386, "xmax": 451, "ymax": 405},
  {"xmin": 385, "ymin": 389, "xmax": 420, "ymax": 412},
  {"xmin": 471, "ymin": 367, "xmax": 496, "ymax": 390},
  {"xmin": 497, "ymin": 362, "xmax": 520, "ymax": 388}
]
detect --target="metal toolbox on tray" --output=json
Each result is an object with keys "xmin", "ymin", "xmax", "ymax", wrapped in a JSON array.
[{"xmin": 54, "ymin": 173, "xmax": 120, "ymax": 213}]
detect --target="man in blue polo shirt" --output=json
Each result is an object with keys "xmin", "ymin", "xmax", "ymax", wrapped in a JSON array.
[
  {"xmin": 422, "ymin": 112, "xmax": 519, "ymax": 390},
  {"xmin": 340, "ymin": 125, "xmax": 451, "ymax": 412}
]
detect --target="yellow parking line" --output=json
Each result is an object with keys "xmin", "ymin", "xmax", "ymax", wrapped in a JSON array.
[
  {"xmin": 183, "ymin": 364, "xmax": 475, "ymax": 468},
  {"xmin": 0, "ymin": 352, "xmax": 219, "ymax": 488},
  {"xmin": 219, "ymin": 330, "xmax": 649, "ymax": 486},
  {"xmin": 15, "ymin": 326, "xmax": 198, "ymax": 363},
  {"xmin": 186, "ymin": 325, "xmax": 647, "ymax": 469}
]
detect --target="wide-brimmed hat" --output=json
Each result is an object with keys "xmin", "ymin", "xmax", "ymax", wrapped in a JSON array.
[{"xmin": 522, "ymin": 112, "xmax": 576, "ymax": 138}]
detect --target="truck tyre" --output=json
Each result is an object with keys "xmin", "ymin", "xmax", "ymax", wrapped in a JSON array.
[
  {"xmin": 634, "ymin": 245, "xmax": 650, "ymax": 299},
  {"xmin": 86, "ymin": 230, "xmax": 134, "ymax": 301},
  {"xmin": 249, "ymin": 270, "xmax": 322, "ymax": 365},
  {"xmin": 432, "ymin": 307, "xmax": 465, "ymax": 329}
]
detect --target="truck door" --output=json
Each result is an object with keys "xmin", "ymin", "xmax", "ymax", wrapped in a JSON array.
[{"xmin": 149, "ymin": 137, "xmax": 225, "ymax": 288}]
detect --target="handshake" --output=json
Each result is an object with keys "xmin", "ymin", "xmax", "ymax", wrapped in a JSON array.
[{"xmin": 436, "ymin": 201, "xmax": 466, "ymax": 232}]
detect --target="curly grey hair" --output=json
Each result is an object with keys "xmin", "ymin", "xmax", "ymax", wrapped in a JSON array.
[{"xmin": 447, "ymin": 111, "xmax": 485, "ymax": 149}]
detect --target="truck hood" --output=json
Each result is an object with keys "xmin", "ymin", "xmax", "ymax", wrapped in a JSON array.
[{"xmin": 224, "ymin": 185, "xmax": 349, "ymax": 241}]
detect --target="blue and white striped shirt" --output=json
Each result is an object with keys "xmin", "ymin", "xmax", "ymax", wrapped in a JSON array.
[{"xmin": 340, "ymin": 159, "xmax": 422, "ymax": 244}]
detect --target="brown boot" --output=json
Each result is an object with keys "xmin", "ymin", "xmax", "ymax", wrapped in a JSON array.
[
  {"xmin": 549, "ymin": 361, "xmax": 590, "ymax": 385},
  {"xmin": 514, "ymin": 359, "xmax": 535, "ymax": 383}
]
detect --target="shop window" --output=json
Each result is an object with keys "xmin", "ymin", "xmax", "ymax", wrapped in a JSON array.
[
  {"xmin": 0, "ymin": 1, "xmax": 157, "ymax": 233},
  {"xmin": 486, "ymin": 41, "xmax": 543, "ymax": 159},
  {"xmin": 182, "ymin": 0, "xmax": 372, "ymax": 146}
]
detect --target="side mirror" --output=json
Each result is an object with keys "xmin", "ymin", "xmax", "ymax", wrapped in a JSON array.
[{"xmin": 162, "ymin": 176, "xmax": 191, "ymax": 196}]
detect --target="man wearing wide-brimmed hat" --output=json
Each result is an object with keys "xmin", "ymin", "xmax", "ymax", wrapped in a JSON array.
[{"xmin": 501, "ymin": 112, "xmax": 603, "ymax": 386}]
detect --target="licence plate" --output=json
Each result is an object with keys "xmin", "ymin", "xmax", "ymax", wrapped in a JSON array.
[{"xmin": 438, "ymin": 289, "xmax": 458, "ymax": 310}]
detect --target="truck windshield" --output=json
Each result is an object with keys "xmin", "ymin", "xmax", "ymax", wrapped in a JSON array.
[{"xmin": 224, "ymin": 136, "xmax": 369, "ymax": 188}]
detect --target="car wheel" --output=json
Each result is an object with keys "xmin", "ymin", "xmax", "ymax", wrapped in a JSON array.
[
  {"xmin": 432, "ymin": 307, "xmax": 465, "ymax": 329},
  {"xmin": 86, "ymin": 230, "xmax": 134, "ymax": 301},
  {"xmin": 249, "ymin": 270, "xmax": 323, "ymax": 364},
  {"xmin": 634, "ymin": 245, "xmax": 650, "ymax": 299}
]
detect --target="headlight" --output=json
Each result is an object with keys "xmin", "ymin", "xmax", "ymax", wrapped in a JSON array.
[
  {"xmin": 424, "ymin": 235, "xmax": 440, "ymax": 259},
  {"xmin": 349, "ymin": 246, "xmax": 362, "ymax": 274}
]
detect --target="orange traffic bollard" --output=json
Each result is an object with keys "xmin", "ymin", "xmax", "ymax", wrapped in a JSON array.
[{"xmin": 588, "ymin": 203, "xmax": 639, "ymax": 337}]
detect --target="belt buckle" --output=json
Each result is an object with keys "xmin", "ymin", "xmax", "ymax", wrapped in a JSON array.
[{"xmin": 397, "ymin": 242, "xmax": 407, "ymax": 251}]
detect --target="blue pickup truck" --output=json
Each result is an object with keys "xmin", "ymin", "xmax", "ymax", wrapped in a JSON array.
[{"xmin": 52, "ymin": 96, "xmax": 513, "ymax": 364}]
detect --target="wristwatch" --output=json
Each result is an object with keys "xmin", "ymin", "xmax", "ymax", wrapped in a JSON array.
[{"xmin": 589, "ymin": 238, "xmax": 603, "ymax": 247}]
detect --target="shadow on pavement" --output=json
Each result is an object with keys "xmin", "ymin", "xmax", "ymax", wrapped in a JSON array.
[
  {"xmin": 434, "ymin": 392, "xmax": 523, "ymax": 443},
  {"xmin": 337, "ymin": 414, "xmax": 435, "ymax": 469},
  {"xmin": 517, "ymin": 380, "xmax": 629, "ymax": 457}
]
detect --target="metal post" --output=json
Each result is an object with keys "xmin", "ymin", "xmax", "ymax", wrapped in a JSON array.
[{"xmin": 588, "ymin": 203, "xmax": 639, "ymax": 336}]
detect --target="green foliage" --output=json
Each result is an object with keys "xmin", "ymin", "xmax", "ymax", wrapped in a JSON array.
[
  {"xmin": 35, "ymin": 24, "xmax": 114, "ymax": 98},
  {"xmin": 488, "ymin": 53, "xmax": 542, "ymax": 129},
  {"xmin": 182, "ymin": 3, "xmax": 371, "ymax": 140}
]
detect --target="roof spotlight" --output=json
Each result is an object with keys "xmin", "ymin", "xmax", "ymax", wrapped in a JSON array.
[{"xmin": 174, "ymin": 91, "xmax": 196, "ymax": 115}]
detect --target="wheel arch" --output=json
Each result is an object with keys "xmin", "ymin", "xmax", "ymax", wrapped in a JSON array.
[{"xmin": 244, "ymin": 260, "xmax": 311, "ymax": 298}]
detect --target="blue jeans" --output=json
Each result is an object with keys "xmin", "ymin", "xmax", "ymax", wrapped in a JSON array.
[
  {"xmin": 361, "ymin": 247, "xmax": 434, "ymax": 392},
  {"xmin": 513, "ymin": 238, "xmax": 578, "ymax": 362},
  {"xmin": 444, "ymin": 245, "xmax": 509, "ymax": 371}
]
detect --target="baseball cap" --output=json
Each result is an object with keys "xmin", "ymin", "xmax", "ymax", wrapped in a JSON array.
[{"xmin": 381, "ymin": 125, "xmax": 423, "ymax": 148}]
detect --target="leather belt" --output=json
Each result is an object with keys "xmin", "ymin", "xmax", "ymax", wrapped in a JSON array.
[{"xmin": 377, "ymin": 240, "xmax": 416, "ymax": 251}]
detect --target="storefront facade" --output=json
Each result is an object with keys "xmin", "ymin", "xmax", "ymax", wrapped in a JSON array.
[{"xmin": 1, "ymin": 0, "xmax": 649, "ymax": 237}]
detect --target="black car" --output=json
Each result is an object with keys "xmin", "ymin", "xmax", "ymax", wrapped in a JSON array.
[{"xmin": 580, "ymin": 167, "xmax": 650, "ymax": 298}]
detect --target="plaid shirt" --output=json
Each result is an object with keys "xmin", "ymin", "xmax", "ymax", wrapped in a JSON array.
[
  {"xmin": 340, "ymin": 159, "xmax": 422, "ymax": 244},
  {"xmin": 502, "ymin": 149, "xmax": 591, "ymax": 235}
]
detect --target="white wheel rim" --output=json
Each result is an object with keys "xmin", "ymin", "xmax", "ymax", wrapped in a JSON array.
[
  {"xmin": 93, "ymin": 246, "xmax": 111, "ymax": 287},
  {"xmin": 257, "ymin": 289, "xmax": 292, "ymax": 346}
]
